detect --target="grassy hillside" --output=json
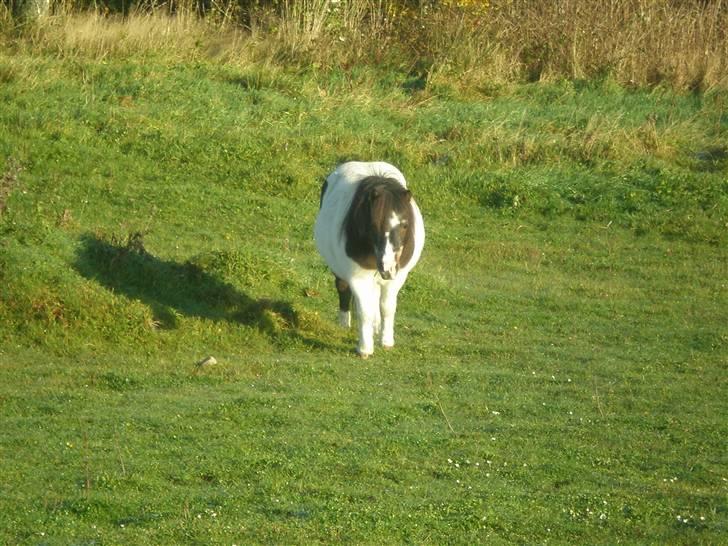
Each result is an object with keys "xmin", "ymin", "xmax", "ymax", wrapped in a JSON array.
[{"xmin": 1, "ymin": 10, "xmax": 727, "ymax": 544}]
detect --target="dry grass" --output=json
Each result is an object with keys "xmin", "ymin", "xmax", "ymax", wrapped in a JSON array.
[
  {"xmin": 2, "ymin": 0, "xmax": 727, "ymax": 91},
  {"xmin": 487, "ymin": 0, "xmax": 728, "ymax": 91},
  {"xmin": 248, "ymin": 0, "xmax": 404, "ymax": 68},
  {"xmin": 47, "ymin": 12, "xmax": 209, "ymax": 59},
  {"xmin": 2, "ymin": 0, "xmax": 246, "ymax": 62}
]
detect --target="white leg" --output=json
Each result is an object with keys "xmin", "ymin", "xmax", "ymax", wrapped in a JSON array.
[
  {"xmin": 380, "ymin": 281, "xmax": 402, "ymax": 348},
  {"xmin": 352, "ymin": 280, "xmax": 380, "ymax": 357},
  {"xmin": 338, "ymin": 310, "xmax": 351, "ymax": 328},
  {"xmin": 373, "ymin": 306, "xmax": 382, "ymax": 338}
]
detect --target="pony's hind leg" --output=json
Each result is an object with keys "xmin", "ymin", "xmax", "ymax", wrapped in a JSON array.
[{"xmin": 335, "ymin": 276, "xmax": 352, "ymax": 328}]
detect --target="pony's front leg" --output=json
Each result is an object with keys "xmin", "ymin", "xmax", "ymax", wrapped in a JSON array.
[
  {"xmin": 352, "ymin": 280, "xmax": 380, "ymax": 358},
  {"xmin": 380, "ymin": 279, "xmax": 404, "ymax": 349}
]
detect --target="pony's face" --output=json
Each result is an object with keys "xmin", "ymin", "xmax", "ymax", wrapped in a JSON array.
[{"xmin": 373, "ymin": 210, "xmax": 410, "ymax": 280}]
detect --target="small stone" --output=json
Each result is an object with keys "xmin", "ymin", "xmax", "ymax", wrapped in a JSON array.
[{"xmin": 197, "ymin": 356, "xmax": 218, "ymax": 368}]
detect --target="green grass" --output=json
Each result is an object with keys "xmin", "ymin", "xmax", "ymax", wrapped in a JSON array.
[{"xmin": 0, "ymin": 50, "xmax": 726, "ymax": 544}]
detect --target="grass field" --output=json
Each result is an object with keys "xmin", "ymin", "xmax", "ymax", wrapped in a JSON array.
[{"xmin": 1, "ymin": 11, "xmax": 727, "ymax": 543}]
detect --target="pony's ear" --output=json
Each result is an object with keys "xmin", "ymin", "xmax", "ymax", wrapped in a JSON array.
[
  {"xmin": 402, "ymin": 189, "xmax": 412, "ymax": 202},
  {"xmin": 370, "ymin": 186, "xmax": 383, "ymax": 201}
]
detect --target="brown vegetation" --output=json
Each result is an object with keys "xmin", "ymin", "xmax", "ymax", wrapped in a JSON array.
[{"xmin": 2, "ymin": 0, "xmax": 726, "ymax": 91}]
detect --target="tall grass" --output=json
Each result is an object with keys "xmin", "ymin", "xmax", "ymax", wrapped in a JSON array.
[
  {"xmin": 2, "ymin": 0, "xmax": 726, "ymax": 90},
  {"xmin": 486, "ymin": 0, "xmax": 728, "ymax": 91},
  {"xmin": 1, "ymin": 0, "xmax": 244, "ymax": 62}
]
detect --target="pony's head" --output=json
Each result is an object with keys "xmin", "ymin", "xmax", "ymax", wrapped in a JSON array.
[
  {"xmin": 369, "ymin": 184, "xmax": 412, "ymax": 279},
  {"xmin": 345, "ymin": 177, "xmax": 414, "ymax": 280}
]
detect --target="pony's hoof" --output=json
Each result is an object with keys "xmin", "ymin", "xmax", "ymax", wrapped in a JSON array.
[
  {"xmin": 382, "ymin": 344, "xmax": 394, "ymax": 351},
  {"xmin": 356, "ymin": 349, "xmax": 372, "ymax": 359}
]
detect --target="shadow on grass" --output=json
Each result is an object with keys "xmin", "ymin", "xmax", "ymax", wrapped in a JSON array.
[{"xmin": 74, "ymin": 233, "xmax": 320, "ymax": 346}]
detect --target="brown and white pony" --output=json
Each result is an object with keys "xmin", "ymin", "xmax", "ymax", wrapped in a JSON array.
[{"xmin": 314, "ymin": 162, "xmax": 425, "ymax": 357}]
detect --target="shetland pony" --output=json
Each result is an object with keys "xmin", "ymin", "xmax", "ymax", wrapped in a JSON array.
[{"xmin": 314, "ymin": 162, "xmax": 425, "ymax": 357}]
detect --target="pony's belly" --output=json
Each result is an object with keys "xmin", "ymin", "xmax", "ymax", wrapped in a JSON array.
[
  {"xmin": 314, "ymin": 177, "xmax": 356, "ymax": 279},
  {"xmin": 315, "ymin": 226, "xmax": 353, "ymax": 280}
]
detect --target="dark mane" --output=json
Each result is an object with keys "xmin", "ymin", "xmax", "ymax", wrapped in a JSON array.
[{"xmin": 343, "ymin": 176, "xmax": 414, "ymax": 268}]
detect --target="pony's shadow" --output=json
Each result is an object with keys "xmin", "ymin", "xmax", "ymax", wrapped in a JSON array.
[{"xmin": 74, "ymin": 233, "xmax": 298, "ymax": 334}]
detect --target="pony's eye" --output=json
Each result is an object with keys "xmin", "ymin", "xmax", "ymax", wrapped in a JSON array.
[{"xmin": 401, "ymin": 221, "xmax": 409, "ymax": 229}]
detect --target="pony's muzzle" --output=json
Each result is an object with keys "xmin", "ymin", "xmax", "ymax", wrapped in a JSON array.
[
  {"xmin": 377, "ymin": 238, "xmax": 399, "ymax": 280},
  {"xmin": 377, "ymin": 260, "xmax": 397, "ymax": 280}
]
